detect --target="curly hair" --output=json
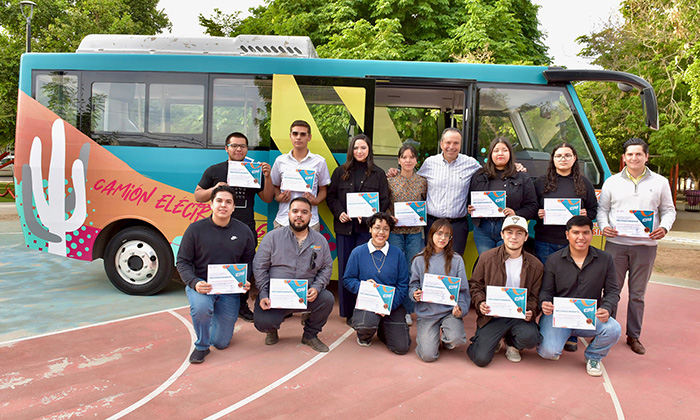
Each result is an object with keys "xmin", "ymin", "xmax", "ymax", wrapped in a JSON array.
[{"xmin": 543, "ymin": 143, "xmax": 586, "ymax": 195}]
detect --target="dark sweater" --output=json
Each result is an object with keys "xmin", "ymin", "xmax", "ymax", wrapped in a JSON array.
[
  {"xmin": 342, "ymin": 243, "xmax": 409, "ymax": 310},
  {"xmin": 534, "ymin": 174, "xmax": 598, "ymax": 245},
  {"xmin": 469, "ymin": 169, "xmax": 538, "ymax": 226},
  {"xmin": 176, "ymin": 216, "xmax": 256, "ymax": 289}
]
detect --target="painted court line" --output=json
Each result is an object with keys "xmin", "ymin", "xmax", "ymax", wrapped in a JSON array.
[
  {"xmin": 0, "ymin": 305, "xmax": 189, "ymax": 347},
  {"xmin": 106, "ymin": 309, "xmax": 196, "ymax": 420},
  {"xmin": 580, "ymin": 337, "xmax": 624, "ymax": 420},
  {"xmin": 203, "ymin": 328, "xmax": 355, "ymax": 420}
]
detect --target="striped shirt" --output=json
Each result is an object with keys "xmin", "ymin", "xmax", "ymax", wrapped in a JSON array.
[{"xmin": 417, "ymin": 153, "xmax": 481, "ymax": 218}]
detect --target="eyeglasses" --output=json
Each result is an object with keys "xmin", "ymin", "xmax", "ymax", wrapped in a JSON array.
[
  {"xmin": 227, "ymin": 143, "xmax": 247, "ymax": 150},
  {"xmin": 434, "ymin": 232, "xmax": 453, "ymax": 239},
  {"xmin": 553, "ymin": 154, "xmax": 574, "ymax": 160},
  {"xmin": 291, "ymin": 131, "xmax": 309, "ymax": 137},
  {"xmin": 310, "ymin": 252, "xmax": 317, "ymax": 270},
  {"xmin": 371, "ymin": 226, "xmax": 391, "ymax": 233}
]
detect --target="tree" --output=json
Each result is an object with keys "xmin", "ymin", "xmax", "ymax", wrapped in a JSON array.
[
  {"xmin": 199, "ymin": 0, "xmax": 550, "ymax": 64},
  {"xmin": 575, "ymin": 0, "xmax": 700, "ymax": 186},
  {"xmin": 0, "ymin": 0, "xmax": 171, "ymax": 150}
]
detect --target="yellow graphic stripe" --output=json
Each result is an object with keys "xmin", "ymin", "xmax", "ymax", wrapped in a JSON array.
[
  {"xmin": 373, "ymin": 106, "xmax": 403, "ymax": 154},
  {"xmin": 333, "ymin": 86, "xmax": 366, "ymax": 131}
]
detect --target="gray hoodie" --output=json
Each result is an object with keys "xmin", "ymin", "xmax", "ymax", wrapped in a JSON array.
[{"xmin": 409, "ymin": 251, "xmax": 470, "ymax": 319}]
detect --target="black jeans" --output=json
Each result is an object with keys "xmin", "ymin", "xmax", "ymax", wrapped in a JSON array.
[
  {"xmin": 352, "ymin": 306, "xmax": 411, "ymax": 355},
  {"xmin": 253, "ymin": 290, "xmax": 334, "ymax": 339},
  {"xmin": 467, "ymin": 318, "xmax": 541, "ymax": 367}
]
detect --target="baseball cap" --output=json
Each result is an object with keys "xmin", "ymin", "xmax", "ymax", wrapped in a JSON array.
[{"xmin": 501, "ymin": 216, "xmax": 528, "ymax": 233}]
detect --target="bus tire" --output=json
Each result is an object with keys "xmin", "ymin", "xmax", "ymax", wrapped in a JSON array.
[{"xmin": 103, "ymin": 227, "xmax": 174, "ymax": 295}]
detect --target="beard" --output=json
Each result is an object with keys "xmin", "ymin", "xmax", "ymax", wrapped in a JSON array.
[{"xmin": 289, "ymin": 218, "xmax": 310, "ymax": 232}]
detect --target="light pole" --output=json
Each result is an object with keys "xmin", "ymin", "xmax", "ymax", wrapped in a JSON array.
[{"xmin": 19, "ymin": 1, "xmax": 37, "ymax": 53}]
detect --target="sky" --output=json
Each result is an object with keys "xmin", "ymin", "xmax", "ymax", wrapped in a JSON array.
[{"xmin": 157, "ymin": 0, "xmax": 621, "ymax": 69}]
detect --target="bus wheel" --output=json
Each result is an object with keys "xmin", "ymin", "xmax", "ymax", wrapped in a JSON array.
[{"xmin": 104, "ymin": 227, "xmax": 173, "ymax": 295}]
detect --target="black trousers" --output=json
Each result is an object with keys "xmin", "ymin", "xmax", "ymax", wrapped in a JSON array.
[
  {"xmin": 352, "ymin": 306, "xmax": 411, "ymax": 355},
  {"xmin": 467, "ymin": 317, "xmax": 541, "ymax": 367},
  {"xmin": 253, "ymin": 290, "xmax": 334, "ymax": 339}
]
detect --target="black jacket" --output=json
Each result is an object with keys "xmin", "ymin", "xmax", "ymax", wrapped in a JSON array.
[
  {"xmin": 326, "ymin": 163, "xmax": 390, "ymax": 235},
  {"xmin": 469, "ymin": 169, "xmax": 538, "ymax": 226}
]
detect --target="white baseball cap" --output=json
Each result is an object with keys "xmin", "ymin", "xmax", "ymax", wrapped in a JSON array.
[{"xmin": 501, "ymin": 216, "xmax": 528, "ymax": 233}]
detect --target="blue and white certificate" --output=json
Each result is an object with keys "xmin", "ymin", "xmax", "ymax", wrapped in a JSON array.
[
  {"xmin": 421, "ymin": 273, "xmax": 460, "ymax": 307},
  {"xmin": 553, "ymin": 297, "xmax": 597, "ymax": 330},
  {"xmin": 269, "ymin": 278, "xmax": 308, "ymax": 309},
  {"xmin": 395, "ymin": 201, "xmax": 427, "ymax": 227},
  {"xmin": 612, "ymin": 209, "xmax": 655, "ymax": 237},
  {"xmin": 280, "ymin": 168, "xmax": 315, "ymax": 193},
  {"xmin": 227, "ymin": 161, "xmax": 263, "ymax": 189},
  {"xmin": 207, "ymin": 263, "xmax": 247, "ymax": 294},
  {"xmin": 471, "ymin": 191, "xmax": 506, "ymax": 218},
  {"xmin": 347, "ymin": 192, "xmax": 379, "ymax": 218},
  {"xmin": 485, "ymin": 286, "xmax": 526, "ymax": 319},
  {"xmin": 355, "ymin": 280, "xmax": 395, "ymax": 316},
  {"xmin": 544, "ymin": 198, "xmax": 581, "ymax": 225}
]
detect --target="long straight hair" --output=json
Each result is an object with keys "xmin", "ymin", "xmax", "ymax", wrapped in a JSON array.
[
  {"xmin": 482, "ymin": 136, "xmax": 517, "ymax": 179},
  {"xmin": 415, "ymin": 219, "xmax": 455, "ymax": 274},
  {"xmin": 543, "ymin": 142, "xmax": 586, "ymax": 195},
  {"xmin": 341, "ymin": 134, "xmax": 374, "ymax": 181}
]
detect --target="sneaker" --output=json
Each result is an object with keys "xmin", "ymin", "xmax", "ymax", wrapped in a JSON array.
[
  {"xmin": 405, "ymin": 314, "xmax": 413, "ymax": 326},
  {"xmin": 586, "ymin": 358, "xmax": 603, "ymax": 377},
  {"xmin": 442, "ymin": 341, "xmax": 455, "ymax": 350},
  {"xmin": 265, "ymin": 330, "xmax": 279, "ymax": 345},
  {"xmin": 626, "ymin": 336, "xmax": 646, "ymax": 355},
  {"xmin": 238, "ymin": 301, "xmax": 254, "ymax": 323},
  {"xmin": 301, "ymin": 336, "xmax": 329, "ymax": 353},
  {"xmin": 494, "ymin": 339, "xmax": 504, "ymax": 354},
  {"xmin": 505, "ymin": 345, "xmax": 522, "ymax": 363},
  {"xmin": 564, "ymin": 336, "xmax": 578, "ymax": 352},
  {"xmin": 550, "ymin": 354, "xmax": 560, "ymax": 361},
  {"xmin": 189, "ymin": 348, "xmax": 210, "ymax": 364},
  {"xmin": 357, "ymin": 336, "xmax": 372, "ymax": 347}
]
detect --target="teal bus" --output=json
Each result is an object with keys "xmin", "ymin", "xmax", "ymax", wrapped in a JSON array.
[{"xmin": 13, "ymin": 34, "xmax": 658, "ymax": 294}]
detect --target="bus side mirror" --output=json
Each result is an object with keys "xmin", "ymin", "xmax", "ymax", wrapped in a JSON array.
[{"xmin": 640, "ymin": 87, "xmax": 659, "ymax": 130}]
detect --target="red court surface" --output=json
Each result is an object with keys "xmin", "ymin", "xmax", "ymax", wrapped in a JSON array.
[{"xmin": 1, "ymin": 281, "xmax": 698, "ymax": 420}]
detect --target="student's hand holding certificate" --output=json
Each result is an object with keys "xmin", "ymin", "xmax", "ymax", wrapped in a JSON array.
[
  {"xmin": 470, "ymin": 191, "xmax": 506, "ymax": 218},
  {"xmin": 227, "ymin": 161, "xmax": 263, "ymax": 188},
  {"xmin": 207, "ymin": 264, "xmax": 249, "ymax": 294},
  {"xmin": 355, "ymin": 280, "xmax": 395, "ymax": 316},
  {"xmin": 485, "ymin": 286, "xmax": 527, "ymax": 319}
]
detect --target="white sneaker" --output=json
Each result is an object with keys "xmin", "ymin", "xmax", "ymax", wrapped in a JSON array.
[
  {"xmin": 405, "ymin": 314, "xmax": 413, "ymax": 326},
  {"xmin": 505, "ymin": 345, "xmax": 522, "ymax": 363},
  {"xmin": 586, "ymin": 359, "xmax": 603, "ymax": 377},
  {"xmin": 357, "ymin": 336, "xmax": 371, "ymax": 347}
]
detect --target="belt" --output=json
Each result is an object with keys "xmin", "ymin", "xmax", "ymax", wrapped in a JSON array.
[{"xmin": 427, "ymin": 215, "xmax": 466, "ymax": 224}]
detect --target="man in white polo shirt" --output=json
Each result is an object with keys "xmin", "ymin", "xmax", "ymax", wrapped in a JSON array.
[{"xmin": 270, "ymin": 120, "xmax": 331, "ymax": 231}]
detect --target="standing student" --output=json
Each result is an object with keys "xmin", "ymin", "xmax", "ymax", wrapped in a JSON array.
[
  {"xmin": 598, "ymin": 138, "xmax": 676, "ymax": 355},
  {"xmin": 343, "ymin": 212, "xmax": 411, "ymax": 354},
  {"xmin": 468, "ymin": 137, "xmax": 538, "ymax": 255},
  {"xmin": 388, "ymin": 144, "xmax": 427, "ymax": 326},
  {"xmin": 270, "ymin": 120, "xmax": 331, "ymax": 231},
  {"xmin": 327, "ymin": 134, "xmax": 390, "ymax": 323},
  {"xmin": 409, "ymin": 219, "xmax": 470, "ymax": 362},
  {"xmin": 194, "ymin": 132, "xmax": 274, "ymax": 322}
]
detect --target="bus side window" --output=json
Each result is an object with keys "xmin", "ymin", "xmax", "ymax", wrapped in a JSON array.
[
  {"xmin": 91, "ymin": 82, "xmax": 145, "ymax": 134},
  {"xmin": 35, "ymin": 72, "xmax": 80, "ymax": 128}
]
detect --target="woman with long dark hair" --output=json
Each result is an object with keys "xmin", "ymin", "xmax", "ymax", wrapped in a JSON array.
[
  {"xmin": 409, "ymin": 219, "xmax": 470, "ymax": 362},
  {"xmin": 468, "ymin": 137, "xmax": 538, "ymax": 254},
  {"xmin": 327, "ymin": 134, "xmax": 390, "ymax": 323}
]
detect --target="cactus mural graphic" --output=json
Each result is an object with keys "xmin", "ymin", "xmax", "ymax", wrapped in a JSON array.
[{"xmin": 23, "ymin": 119, "xmax": 90, "ymax": 256}]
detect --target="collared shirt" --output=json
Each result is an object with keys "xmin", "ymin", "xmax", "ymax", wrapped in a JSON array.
[
  {"xmin": 623, "ymin": 166, "xmax": 647, "ymax": 185},
  {"xmin": 270, "ymin": 149, "xmax": 331, "ymax": 226},
  {"xmin": 539, "ymin": 245, "xmax": 620, "ymax": 314},
  {"xmin": 252, "ymin": 225, "xmax": 333, "ymax": 300},
  {"xmin": 417, "ymin": 153, "xmax": 481, "ymax": 218},
  {"xmin": 367, "ymin": 240, "xmax": 390, "ymax": 256}
]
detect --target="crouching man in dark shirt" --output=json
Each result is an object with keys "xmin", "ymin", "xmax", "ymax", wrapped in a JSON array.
[
  {"xmin": 177, "ymin": 185, "xmax": 256, "ymax": 363},
  {"xmin": 537, "ymin": 215, "xmax": 621, "ymax": 376}
]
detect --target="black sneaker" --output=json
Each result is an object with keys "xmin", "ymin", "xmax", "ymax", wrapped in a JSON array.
[
  {"xmin": 301, "ymin": 336, "xmax": 329, "ymax": 353},
  {"xmin": 189, "ymin": 348, "xmax": 210, "ymax": 364},
  {"xmin": 238, "ymin": 301, "xmax": 254, "ymax": 322},
  {"xmin": 265, "ymin": 330, "xmax": 279, "ymax": 345},
  {"xmin": 564, "ymin": 336, "xmax": 578, "ymax": 352}
]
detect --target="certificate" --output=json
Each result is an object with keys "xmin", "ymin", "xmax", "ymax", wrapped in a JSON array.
[
  {"xmin": 421, "ymin": 273, "xmax": 460, "ymax": 307},
  {"xmin": 395, "ymin": 201, "xmax": 427, "ymax": 227},
  {"xmin": 227, "ymin": 161, "xmax": 263, "ymax": 189},
  {"xmin": 269, "ymin": 278, "xmax": 308, "ymax": 309},
  {"xmin": 206, "ymin": 263, "xmax": 248, "ymax": 294},
  {"xmin": 485, "ymin": 286, "xmax": 526, "ymax": 319},
  {"xmin": 544, "ymin": 198, "xmax": 581, "ymax": 225},
  {"xmin": 346, "ymin": 192, "xmax": 379, "ymax": 218},
  {"xmin": 471, "ymin": 191, "xmax": 506, "ymax": 218},
  {"xmin": 355, "ymin": 280, "xmax": 395, "ymax": 316},
  {"xmin": 280, "ymin": 168, "xmax": 315, "ymax": 193},
  {"xmin": 611, "ymin": 209, "xmax": 655, "ymax": 237},
  {"xmin": 553, "ymin": 297, "xmax": 596, "ymax": 330}
]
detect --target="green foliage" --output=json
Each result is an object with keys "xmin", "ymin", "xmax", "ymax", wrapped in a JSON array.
[
  {"xmin": 199, "ymin": 0, "xmax": 550, "ymax": 64},
  {"xmin": 576, "ymin": 0, "xmax": 700, "ymax": 184},
  {"xmin": 0, "ymin": 0, "xmax": 171, "ymax": 150}
]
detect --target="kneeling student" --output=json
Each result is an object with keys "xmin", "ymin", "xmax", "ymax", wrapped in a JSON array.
[
  {"xmin": 537, "ymin": 216, "xmax": 621, "ymax": 376},
  {"xmin": 467, "ymin": 216, "xmax": 543, "ymax": 367},
  {"xmin": 410, "ymin": 219, "xmax": 470, "ymax": 362}
]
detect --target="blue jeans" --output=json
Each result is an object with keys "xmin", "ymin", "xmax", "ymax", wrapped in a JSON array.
[
  {"xmin": 537, "ymin": 314, "xmax": 621, "ymax": 361},
  {"xmin": 186, "ymin": 286, "xmax": 241, "ymax": 351},
  {"xmin": 534, "ymin": 240, "xmax": 568, "ymax": 264},
  {"xmin": 473, "ymin": 218, "xmax": 504, "ymax": 255},
  {"xmin": 388, "ymin": 232, "xmax": 424, "ymax": 314},
  {"xmin": 415, "ymin": 314, "xmax": 467, "ymax": 362}
]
